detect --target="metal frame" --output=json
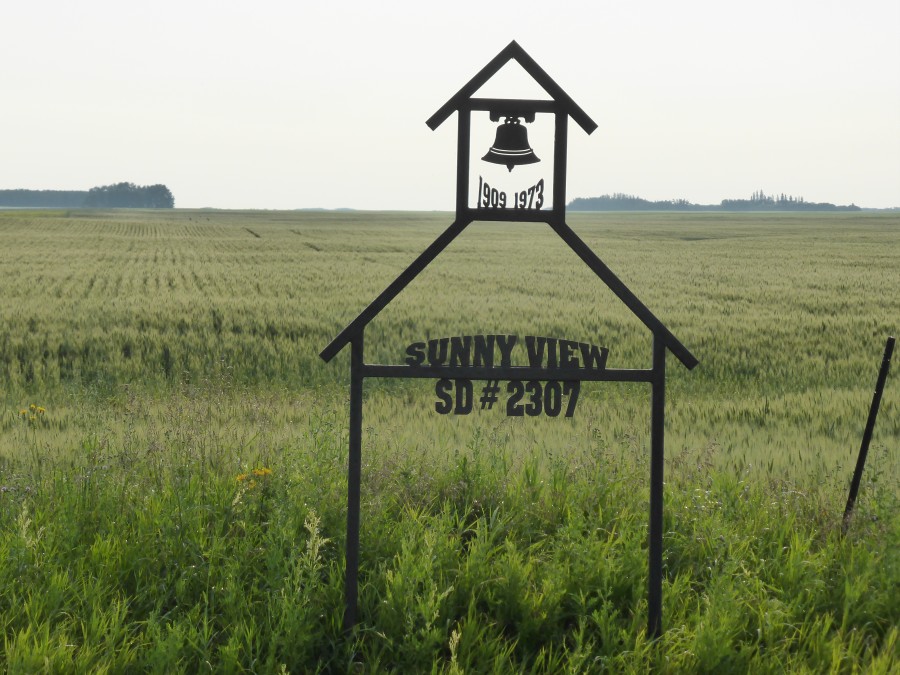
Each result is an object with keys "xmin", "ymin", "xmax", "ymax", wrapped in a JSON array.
[{"xmin": 321, "ymin": 40, "xmax": 698, "ymax": 638}]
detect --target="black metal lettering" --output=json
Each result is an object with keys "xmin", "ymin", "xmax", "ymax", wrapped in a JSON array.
[
  {"xmin": 563, "ymin": 381, "xmax": 581, "ymax": 417},
  {"xmin": 545, "ymin": 381, "xmax": 562, "ymax": 416},
  {"xmin": 405, "ymin": 341, "xmax": 426, "ymax": 366},
  {"xmin": 427, "ymin": 337, "xmax": 449, "ymax": 366},
  {"xmin": 496, "ymin": 334, "xmax": 517, "ymax": 367},
  {"xmin": 579, "ymin": 343, "xmax": 608, "ymax": 370},
  {"xmin": 525, "ymin": 380, "xmax": 542, "ymax": 416},
  {"xmin": 506, "ymin": 380, "xmax": 524, "ymax": 416},
  {"xmin": 524, "ymin": 335, "xmax": 545, "ymax": 367},
  {"xmin": 455, "ymin": 379, "xmax": 473, "ymax": 414},
  {"xmin": 449, "ymin": 336, "xmax": 472, "ymax": 367},
  {"xmin": 546, "ymin": 338, "xmax": 558, "ymax": 368},
  {"xmin": 435, "ymin": 379, "xmax": 453, "ymax": 414},
  {"xmin": 473, "ymin": 334, "xmax": 494, "ymax": 368},
  {"xmin": 559, "ymin": 339, "xmax": 578, "ymax": 368}
]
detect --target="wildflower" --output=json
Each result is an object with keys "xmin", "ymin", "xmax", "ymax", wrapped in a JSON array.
[
  {"xmin": 37, "ymin": 407, "xmax": 45, "ymax": 415},
  {"xmin": 251, "ymin": 467, "xmax": 272, "ymax": 477},
  {"xmin": 29, "ymin": 404, "xmax": 36, "ymax": 411},
  {"xmin": 236, "ymin": 472, "xmax": 249, "ymax": 483},
  {"xmin": 19, "ymin": 410, "xmax": 27, "ymax": 417}
]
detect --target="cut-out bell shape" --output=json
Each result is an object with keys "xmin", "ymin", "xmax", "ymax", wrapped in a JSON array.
[{"xmin": 482, "ymin": 117, "xmax": 540, "ymax": 172}]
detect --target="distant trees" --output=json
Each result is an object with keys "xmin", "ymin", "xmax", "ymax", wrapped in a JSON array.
[
  {"xmin": 0, "ymin": 183, "xmax": 175, "ymax": 208},
  {"xmin": 0, "ymin": 189, "xmax": 89, "ymax": 207},
  {"xmin": 569, "ymin": 190, "xmax": 861, "ymax": 212},
  {"xmin": 84, "ymin": 183, "xmax": 174, "ymax": 208},
  {"xmin": 720, "ymin": 190, "xmax": 859, "ymax": 212},
  {"xmin": 569, "ymin": 194, "xmax": 714, "ymax": 211}
]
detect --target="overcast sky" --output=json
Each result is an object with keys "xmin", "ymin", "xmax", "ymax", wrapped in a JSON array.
[{"xmin": 2, "ymin": 1, "xmax": 898, "ymax": 210}]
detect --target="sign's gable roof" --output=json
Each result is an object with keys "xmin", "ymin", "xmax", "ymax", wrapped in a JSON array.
[
  {"xmin": 320, "ymin": 217, "xmax": 698, "ymax": 370},
  {"xmin": 426, "ymin": 40, "xmax": 597, "ymax": 135}
]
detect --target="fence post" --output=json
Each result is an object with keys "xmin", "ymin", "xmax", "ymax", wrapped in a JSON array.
[{"xmin": 843, "ymin": 336, "xmax": 894, "ymax": 530}]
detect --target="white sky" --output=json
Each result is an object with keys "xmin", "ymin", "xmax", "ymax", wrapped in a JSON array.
[{"xmin": 2, "ymin": 0, "xmax": 898, "ymax": 209}]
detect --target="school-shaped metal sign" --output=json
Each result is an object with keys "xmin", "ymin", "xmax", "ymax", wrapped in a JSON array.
[{"xmin": 321, "ymin": 40, "xmax": 698, "ymax": 638}]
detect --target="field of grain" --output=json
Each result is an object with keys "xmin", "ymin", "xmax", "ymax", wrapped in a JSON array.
[{"xmin": 0, "ymin": 209, "xmax": 897, "ymax": 671}]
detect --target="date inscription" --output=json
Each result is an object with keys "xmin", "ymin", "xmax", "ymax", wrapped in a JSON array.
[{"xmin": 477, "ymin": 176, "xmax": 544, "ymax": 210}]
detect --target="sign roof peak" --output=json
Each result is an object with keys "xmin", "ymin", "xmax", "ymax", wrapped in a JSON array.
[{"xmin": 426, "ymin": 41, "xmax": 597, "ymax": 135}]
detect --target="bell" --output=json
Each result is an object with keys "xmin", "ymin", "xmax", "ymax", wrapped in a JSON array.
[{"xmin": 482, "ymin": 117, "xmax": 540, "ymax": 172}]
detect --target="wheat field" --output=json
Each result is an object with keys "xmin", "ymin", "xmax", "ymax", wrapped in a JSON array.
[{"xmin": 0, "ymin": 208, "xmax": 896, "ymax": 671}]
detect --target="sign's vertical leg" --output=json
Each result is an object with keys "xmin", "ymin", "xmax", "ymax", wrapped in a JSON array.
[
  {"xmin": 648, "ymin": 333, "xmax": 666, "ymax": 638},
  {"xmin": 345, "ymin": 333, "xmax": 364, "ymax": 631}
]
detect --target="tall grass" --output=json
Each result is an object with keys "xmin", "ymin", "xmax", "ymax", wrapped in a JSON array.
[{"xmin": 0, "ymin": 390, "xmax": 896, "ymax": 671}]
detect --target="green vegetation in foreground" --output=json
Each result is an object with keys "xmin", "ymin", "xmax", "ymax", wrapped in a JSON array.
[{"xmin": 0, "ymin": 209, "xmax": 897, "ymax": 672}]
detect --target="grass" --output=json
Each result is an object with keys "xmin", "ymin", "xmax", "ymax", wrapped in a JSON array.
[{"xmin": 0, "ymin": 208, "xmax": 897, "ymax": 671}]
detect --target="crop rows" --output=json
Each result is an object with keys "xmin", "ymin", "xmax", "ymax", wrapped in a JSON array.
[{"xmin": 1, "ymin": 210, "xmax": 897, "ymax": 466}]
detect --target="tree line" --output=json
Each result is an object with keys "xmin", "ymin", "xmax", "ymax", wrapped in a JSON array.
[
  {"xmin": 569, "ymin": 191, "xmax": 861, "ymax": 212},
  {"xmin": 720, "ymin": 190, "xmax": 859, "ymax": 212},
  {"xmin": 0, "ymin": 183, "xmax": 174, "ymax": 208},
  {"xmin": 569, "ymin": 193, "xmax": 705, "ymax": 211}
]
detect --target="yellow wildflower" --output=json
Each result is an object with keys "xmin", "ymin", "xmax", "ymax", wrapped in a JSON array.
[
  {"xmin": 30, "ymin": 404, "xmax": 36, "ymax": 411},
  {"xmin": 236, "ymin": 472, "xmax": 249, "ymax": 482},
  {"xmin": 251, "ymin": 467, "xmax": 272, "ymax": 477},
  {"xmin": 37, "ymin": 407, "xmax": 46, "ymax": 415}
]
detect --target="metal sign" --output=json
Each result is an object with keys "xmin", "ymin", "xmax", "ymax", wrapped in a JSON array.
[{"xmin": 320, "ymin": 40, "xmax": 698, "ymax": 638}]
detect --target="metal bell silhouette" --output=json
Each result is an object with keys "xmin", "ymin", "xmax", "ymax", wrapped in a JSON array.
[{"xmin": 482, "ymin": 117, "xmax": 540, "ymax": 172}]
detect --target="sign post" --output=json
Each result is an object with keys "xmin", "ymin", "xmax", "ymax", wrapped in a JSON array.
[{"xmin": 321, "ymin": 40, "xmax": 698, "ymax": 638}]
